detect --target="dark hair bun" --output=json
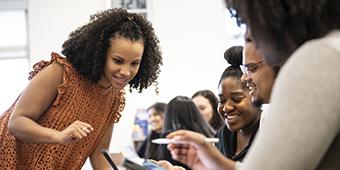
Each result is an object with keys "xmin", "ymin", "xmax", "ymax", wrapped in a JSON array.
[{"xmin": 224, "ymin": 46, "xmax": 243, "ymax": 66}]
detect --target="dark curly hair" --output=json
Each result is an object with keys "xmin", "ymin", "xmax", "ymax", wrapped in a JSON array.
[
  {"xmin": 225, "ymin": 0, "xmax": 340, "ymax": 66},
  {"xmin": 62, "ymin": 8, "xmax": 162, "ymax": 92}
]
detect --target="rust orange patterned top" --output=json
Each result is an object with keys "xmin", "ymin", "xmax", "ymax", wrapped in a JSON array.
[{"xmin": 0, "ymin": 52, "xmax": 125, "ymax": 170}]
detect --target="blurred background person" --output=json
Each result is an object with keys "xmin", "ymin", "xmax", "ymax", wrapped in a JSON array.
[
  {"xmin": 159, "ymin": 95, "xmax": 215, "ymax": 169},
  {"xmin": 137, "ymin": 102, "xmax": 167, "ymax": 160},
  {"xmin": 192, "ymin": 90, "xmax": 224, "ymax": 131}
]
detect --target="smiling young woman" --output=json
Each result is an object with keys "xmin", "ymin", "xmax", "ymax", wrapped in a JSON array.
[
  {"xmin": 0, "ymin": 8, "xmax": 162, "ymax": 170},
  {"xmin": 215, "ymin": 46, "xmax": 261, "ymax": 161}
]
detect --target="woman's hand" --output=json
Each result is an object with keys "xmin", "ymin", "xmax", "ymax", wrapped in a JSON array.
[
  {"xmin": 56, "ymin": 120, "xmax": 94, "ymax": 144},
  {"xmin": 166, "ymin": 130, "xmax": 235, "ymax": 170},
  {"xmin": 166, "ymin": 130, "xmax": 209, "ymax": 170},
  {"xmin": 157, "ymin": 160, "xmax": 186, "ymax": 170}
]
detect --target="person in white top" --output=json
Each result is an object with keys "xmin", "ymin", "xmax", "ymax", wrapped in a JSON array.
[
  {"xmin": 227, "ymin": 0, "xmax": 340, "ymax": 169},
  {"xmin": 159, "ymin": 0, "xmax": 340, "ymax": 169}
]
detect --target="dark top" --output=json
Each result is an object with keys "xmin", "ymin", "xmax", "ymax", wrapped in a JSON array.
[
  {"xmin": 215, "ymin": 121, "xmax": 259, "ymax": 161},
  {"xmin": 137, "ymin": 131, "xmax": 161, "ymax": 160}
]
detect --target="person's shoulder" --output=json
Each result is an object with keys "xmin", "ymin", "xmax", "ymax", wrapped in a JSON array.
[
  {"xmin": 49, "ymin": 60, "xmax": 64, "ymax": 70},
  {"xmin": 286, "ymin": 31, "xmax": 340, "ymax": 67},
  {"xmin": 300, "ymin": 30, "xmax": 340, "ymax": 55},
  {"xmin": 40, "ymin": 52, "xmax": 68, "ymax": 83},
  {"xmin": 40, "ymin": 62, "xmax": 64, "ymax": 86},
  {"xmin": 49, "ymin": 52, "xmax": 78, "ymax": 79},
  {"xmin": 319, "ymin": 30, "xmax": 340, "ymax": 53},
  {"xmin": 50, "ymin": 52, "xmax": 71, "ymax": 67},
  {"xmin": 48, "ymin": 60, "xmax": 65, "ymax": 76}
]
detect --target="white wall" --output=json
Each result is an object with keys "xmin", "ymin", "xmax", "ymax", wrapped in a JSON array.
[
  {"xmin": 153, "ymin": 0, "xmax": 229, "ymax": 97},
  {"xmin": 28, "ymin": 0, "xmax": 110, "ymax": 63},
  {"xmin": 26, "ymin": 0, "xmax": 241, "ymax": 169}
]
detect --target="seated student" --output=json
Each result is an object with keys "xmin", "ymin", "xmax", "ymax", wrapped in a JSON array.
[
  {"xmin": 192, "ymin": 90, "xmax": 224, "ymax": 132},
  {"xmin": 137, "ymin": 102, "xmax": 167, "ymax": 160},
  {"xmin": 215, "ymin": 46, "xmax": 261, "ymax": 161},
  {"xmin": 240, "ymin": 27, "xmax": 278, "ymax": 128},
  {"xmin": 162, "ymin": 0, "xmax": 340, "ymax": 169},
  {"xmin": 225, "ymin": 0, "xmax": 340, "ymax": 169},
  {"xmin": 159, "ymin": 44, "xmax": 268, "ymax": 170},
  {"xmin": 159, "ymin": 96, "xmax": 215, "ymax": 169},
  {"xmin": 241, "ymin": 27, "xmax": 277, "ymax": 108}
]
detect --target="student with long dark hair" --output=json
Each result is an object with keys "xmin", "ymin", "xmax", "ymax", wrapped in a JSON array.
[{"xmin": 159, "ymin": 96, "xmax": 215, "ymax": 169}]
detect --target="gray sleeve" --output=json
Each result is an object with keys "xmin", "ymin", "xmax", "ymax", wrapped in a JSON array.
[
  {"xmin": 234, "ymin": 161, "xmax": 243, "ymax": 170},
  {"xmin": 239, "ymin": 40, "xmax": 340, "ymax": 170}
]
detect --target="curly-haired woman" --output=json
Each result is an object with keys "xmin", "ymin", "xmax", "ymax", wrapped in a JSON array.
[{"xmin": 0, "ymin": 8, "xmax": 162, "ymax": 169}]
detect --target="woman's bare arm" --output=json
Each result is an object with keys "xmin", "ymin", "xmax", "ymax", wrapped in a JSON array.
[{"xmin": 8, "ymin": 62, "xmax": 93, "ymax": 143}]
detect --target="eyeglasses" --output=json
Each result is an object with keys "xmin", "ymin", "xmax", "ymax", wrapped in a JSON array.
[{"xmin": 240, "ymin": 61, "xmax": 264, "ymax": 75}]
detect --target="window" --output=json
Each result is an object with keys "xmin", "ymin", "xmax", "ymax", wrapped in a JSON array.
[
  {"xmin": 224, "ymin": 8, "xmax": 246, "ymax": 45},
  {"xmin": 0, "ymin": 0, "xmax": 28, "ymax": 114},
  {"xmin": 111, "ymin": 0, "xmax": 149, "ymax": 18}
]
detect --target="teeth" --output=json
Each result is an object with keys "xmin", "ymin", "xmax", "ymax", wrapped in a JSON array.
[
  {"xmin": 227, "ymin": 115, "xmax": 239, "ymax": 120},
  {"xmin": 113, "ymin": 76, "xmax": 127, "ymax": 83}
]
